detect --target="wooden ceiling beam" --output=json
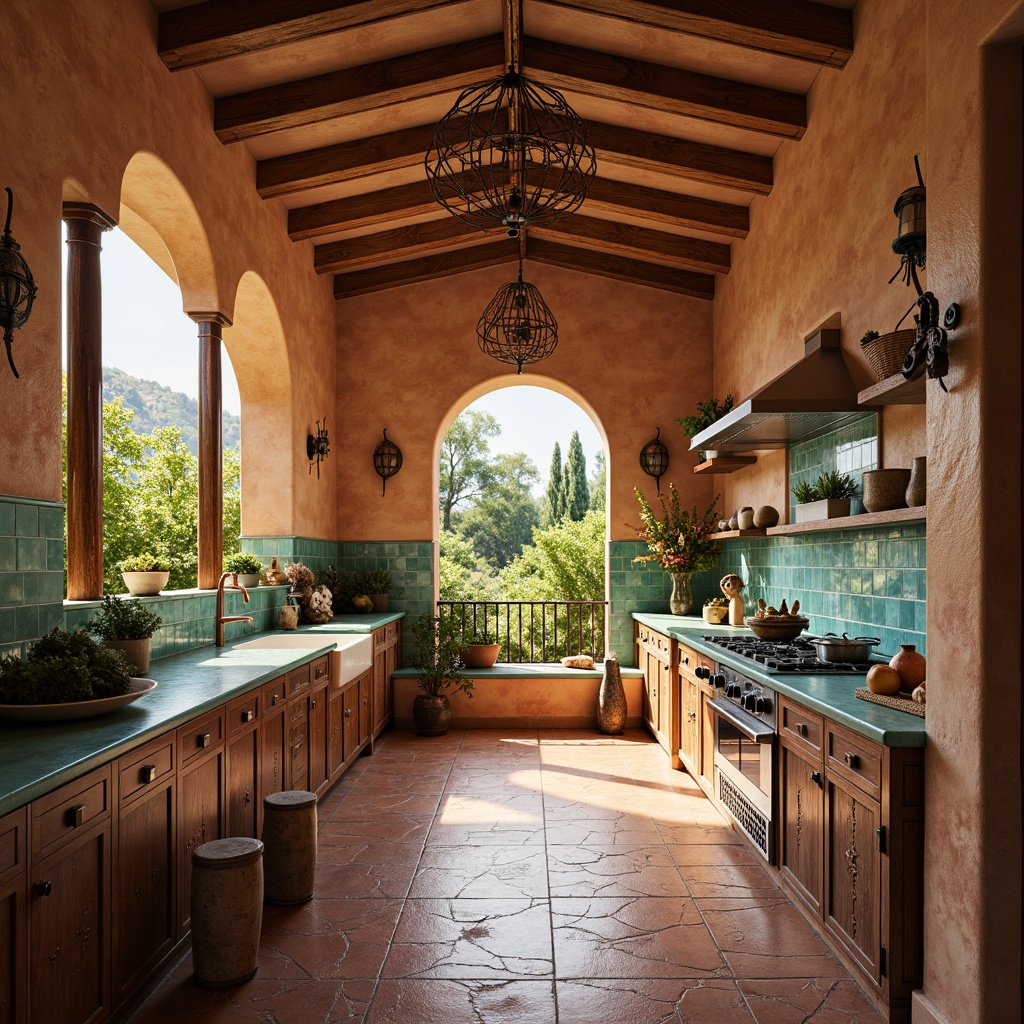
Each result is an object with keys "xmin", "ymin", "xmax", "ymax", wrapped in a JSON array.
[
  {"xmin": 524, "ymin": 36, "xmax": 806, "ymax": 139},
  {"xmin": 315, "ymin": 219, "xmax": 502, "ymax": 273},
  {"xmin": 527, "ymin": 238, "xmax": 715, "ymax": 298},
  {"xmin": 585, "ymin": 178, "xmax": 748, "ymax": 237},
  {"xmin": 532, "ymin": 215, "xmax": 731, "ymax": 273},
  {"xmin": 333, "ymin": 240, "xmax": 517, "ymax": 297},
  {"xmin": 159, "ymin": 0, "xmax": 466, "ymax": 71},
  {"xmin": 531, "ymin": 0, "xmax": 853, "ymax": 69},
  {"xmin": 214, "ymin": 35, "xmax": 504, "ymax": 142}
]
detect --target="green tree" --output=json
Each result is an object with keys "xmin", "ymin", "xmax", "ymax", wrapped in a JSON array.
[
  {"xmin": 562, "ymin": 430, "xmax": 589, "ymax": 522},
  {"xmin": 588, "ymin": 449, "xmax": 606, "ymax": 512},
  {"xmin": 437, "ymin": 530, "xmax": 500, "ymax": 601},
  {"xmin": 101, "ymin": 398, "xmax": 148, "ymax": 590},
  {"xmin": 545, "ymin": 441, "xmax": 564, "ymax": 525},
  {"xmin": 439, "ymin": 410, "xmax": 499, "ymax": 533}
]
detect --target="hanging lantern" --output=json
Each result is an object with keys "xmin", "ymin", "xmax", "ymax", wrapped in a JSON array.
[
  {"xmin": 373, "ymin": 429, "xmax": 403, "ymax": 497},
  {"xmin": 890, "ymin": 155, "xmax": 927, "ymax": 293},
  {"xmin": 639, "ymin": 428, "xmax": 670, "ymax": 495},
  {"xmin": 0, "ymin": 188, "xmax": 38, "ymax": 379},
  {"xmin": 477, "ymin": 260, "xmax": 558, "ymax": 373},
  {"xmin": 306, "ymin": 417, "xmax": 330, "ymax": 479}
]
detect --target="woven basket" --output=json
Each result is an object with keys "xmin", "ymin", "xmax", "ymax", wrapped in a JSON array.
[{"xmin": 862, "ymin": 330, "xmax": 916, "ymax": 380}]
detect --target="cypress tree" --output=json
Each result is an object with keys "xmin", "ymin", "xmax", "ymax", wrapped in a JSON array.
[
  {"xmin": 546, "ymin": 442, "xmax": 564, "ymax": 524},
  {"xmin": 563, "ymin": 431, "xmax": 589, "ymax": 521}
]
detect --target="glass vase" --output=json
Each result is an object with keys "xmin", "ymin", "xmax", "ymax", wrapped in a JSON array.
[{"xmin": 669, "ymin": 573, "xmax": 693, "ymax": 616}]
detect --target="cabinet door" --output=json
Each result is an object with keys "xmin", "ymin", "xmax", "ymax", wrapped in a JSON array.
[
  {"xmin": 0, "ymin": 808, "xmax": 26, "ymax": 1024},
  {"xmin": 779, "ymin": 740, "xmax": 824, "ymax": 917},
  {"xmin": 372, "ymin": 647, "xmax": 387, "ymax": 737},
  {"xmin": 288, "ymin": 697, "xmax": 309, "ymax": 793},
  {"xmin": 308, "ymin": 680, "xmax": 329, "ymax": 798},
  {"xmin": 678, "ymin": 674, "xmax": 699, "ymax": 773},
  {"xmin": 825, "ymin": 773, "xmax": 881, "ymax": 983},
  {"xmin": 226, "ymin": 729, "xmax": 259, "ymax": 839},
  {"xmin": 261, "ymin": 678, "xmax": 288, "ymax": 808},
  {"xmin": 342, "ymin": 682, "xmax": 360, "ymax": 763},
  {"xmin": 359, "ymin": 670, "xmax": 372, "ymax": 745},
  {"xmin": 384, "ymin": 633, "xmax": 399, "ymax": 722},
  {"xmin": 698, "ymin": 687, "xmax": 716, "ymax": 791},
  {"xmin": 328, "ymin": 690, "xmax": 344, "ymax": 783},
  {"xmin": 642, "ymin": 649, "xmax": 658, "ymax": 731},
  {"xmin": 177, "ymin": 749, "xmax": 224, "ymax": 935},
  {"xmin": 115, "ymin": 779, "xmax": 175, "ymax": 1002},
  {"xmin": 28, "ymin": 822, "xmax": 111, "ymax": 1024}
]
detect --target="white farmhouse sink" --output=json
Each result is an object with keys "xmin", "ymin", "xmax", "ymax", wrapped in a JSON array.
[{"xmin": 235, "ymin": 633, "xmax": 373, "ymax": 685}]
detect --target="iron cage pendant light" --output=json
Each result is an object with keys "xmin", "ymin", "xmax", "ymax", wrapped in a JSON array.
[
  {"xmin": 477, "ymin": 259, "xmax": 558, "ymax": 373},
  {"xmin": 0, "ymin": 188, "xmax": 38, "ymax": 379},
  {"xmin": 424, "ymin": 0, "xmax": 595, "ymax": 237},
  {"xmin": 373, "ymin": 429, "xmax": 403, "ymax": 497}
]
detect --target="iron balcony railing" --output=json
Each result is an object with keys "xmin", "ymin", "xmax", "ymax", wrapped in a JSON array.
[{"xmin": 438, "ymin": 600, "xmax": 607, "ymax": 664}]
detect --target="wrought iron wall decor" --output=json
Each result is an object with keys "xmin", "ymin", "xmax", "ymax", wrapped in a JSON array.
[
  {"xmin": 373, "ymin": 429, "xmax": 403, "ymax": 496},
  {"xmin": 639, "ymin": 428, "xmax": 669, "ymax": 494},
  {"xmin": 477, "ymin": 260, "xmax": 558, "ymax": 373},
  {"xmin": 424, "ymin": 0, "xmax": 595, "ymax": 237},
  {"xmin": 0, "ymin": 188, "xmax": 37, "ymax": 379},
  {"xmin": 306, "ymin": 418, "xmax": 330, "ymax": 478}
]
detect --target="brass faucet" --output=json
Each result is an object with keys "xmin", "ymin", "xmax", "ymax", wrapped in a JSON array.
[{"xmin": 216, "ymin": 571, "xmax": 253, "ymax": 647}]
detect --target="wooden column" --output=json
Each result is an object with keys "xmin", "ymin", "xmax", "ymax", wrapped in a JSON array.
[
  {"xmin": 192, "ymin": 313, "xmax": 231, "ymax": 590},
  {"xmin": 63, "ymin": 203, "xmax": 116, "ymax": 601}
]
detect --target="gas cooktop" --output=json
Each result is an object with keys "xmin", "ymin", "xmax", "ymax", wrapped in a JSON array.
[{"xmin": 703, "ymin": 635, "xmax": 871, "ymax": 675}]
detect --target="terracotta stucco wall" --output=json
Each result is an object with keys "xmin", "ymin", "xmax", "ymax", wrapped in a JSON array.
[
  {"xmin": 0, "ymin": 0, "xmax": 336, "ymax": 540},
  {"xmin": 335, "ymin": 261, "xmax": 714, "ymax": 542}
]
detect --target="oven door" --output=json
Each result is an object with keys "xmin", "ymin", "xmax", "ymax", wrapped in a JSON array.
[{"xmin": 709, "ymin": 697, "xmax": 775, "ymax": 861}]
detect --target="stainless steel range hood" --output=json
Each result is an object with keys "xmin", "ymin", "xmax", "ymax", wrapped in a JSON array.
[{"xmin": 690, "ymin": 329, "xmax": 871, "ymax": 452}]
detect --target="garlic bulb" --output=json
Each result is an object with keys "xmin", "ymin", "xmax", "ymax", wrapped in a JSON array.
[{"xmin": 911, "ymin": 681, "xmax": 926, "ymax": 704}]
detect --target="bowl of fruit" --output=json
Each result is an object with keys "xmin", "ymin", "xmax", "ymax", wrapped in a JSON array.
[{"xmin": 745, "ymin": 598, "xmax": 808, "ymax": 641}]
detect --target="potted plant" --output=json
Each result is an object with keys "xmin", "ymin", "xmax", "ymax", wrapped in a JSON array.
[
  {"xmin": 460, "ymin": 628, "xmax": 501, "ymax": 669},
  {"xmin": 224, "ymin": 552, "xmax": 263, "ymax": 589},
  {"xmin": 88, "ymin": 595, "xmax": 163, "ymax": 676},
  {"xmin": 354, "ymin": 569, "xmax": 392, "ymax": 612},
  {"xmin": 118, "ymin": 554, "xmax": 170, "ymax": 597},
  {"xmin": 409, "ymin": 613, "xmax": 473, "ymax": 736},
  {"xmin": 793, "ymin": 469, "xmax": 860, "ymax": 522},
  {"xmin": 676, "ymin": 393, "xmax": 734, "ymax": 461}
]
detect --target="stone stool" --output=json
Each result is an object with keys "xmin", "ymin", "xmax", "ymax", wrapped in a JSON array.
[
  {"xmin": 190, "ymin": 837, "xmax": 264, "ymax": 987},
  {"xmin": 262, "ymin": 790, "xmax": 318, "ymax": 905}
]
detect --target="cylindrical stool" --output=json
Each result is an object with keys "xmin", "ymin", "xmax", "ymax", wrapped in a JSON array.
[
  {"xmin": 262, "ymin": 790, "xmax": 318, "ymax": 905},
  {"xmin": 190, "ymin": 837, "xmax": 264, "ymax": 988}
]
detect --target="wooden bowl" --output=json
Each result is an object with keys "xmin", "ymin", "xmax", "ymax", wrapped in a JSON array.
[{"xmin": 745, "ymin": 615, "xmax": 809, "ymax": 641}]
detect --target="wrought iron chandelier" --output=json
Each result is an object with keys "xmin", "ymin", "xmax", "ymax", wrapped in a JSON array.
[
  {"xmin": 424, "ymin": 0, "xmax": 595, "ymax": 237},
  {"xmin": 477, "ymin": 260, "xmax": 558, "ymax": 373}
]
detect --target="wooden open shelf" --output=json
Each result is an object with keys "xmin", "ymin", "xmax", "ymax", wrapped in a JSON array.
[
  {"xmin": 766, "ymin": 505, "xmax": 926, "ymax": 536},
  {"xmin": 693, "ymin": 455, "xmax": 758, "ymax": 475},
  {"xmin": 858, "ymin": 371, "xmax": 926, "ymax": 406},
  {"xmin": 708, "ymin": 528, "xmax": 768, "ymax": 540}
]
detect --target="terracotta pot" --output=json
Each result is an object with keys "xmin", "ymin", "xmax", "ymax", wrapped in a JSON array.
[
  {"xmin": 369, "ymin": 593, "xmax": 389, "ymax": 613},
  {"xmin": 121, "ymin": 570, "xmax": 169, "ymax": 597},
  {"xmin": 737, "ymin": 508, "xmax": 755, "ymax": 530},
  {"xmin": 889, "ymin": 644, "xmax": 927, "ymax": 694},
  {"xmin": 412, "ymin": 694, "xmax": 452, "ymax": 736},
  {"xmin": 105, "ymin": 637, "xmax": 151, "ymax": 676},
  {"xmin": 862, "ymin": 469, "xmax": 911, "ymax": 513},
  {"xmin": 460, "ymin": 643, "xmax": 500, "ymax": 668}
]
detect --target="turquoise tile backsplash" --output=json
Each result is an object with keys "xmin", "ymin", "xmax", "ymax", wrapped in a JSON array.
[{"xmin": 788, "ymin": 413, "xmax": 878, "ymax": 519}]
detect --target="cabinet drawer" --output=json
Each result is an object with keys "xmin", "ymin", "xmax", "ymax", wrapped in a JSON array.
[
  {"xmin": 226, "ymin": 691, "xmax": 260, "ymax": 736},
  {"xmin": 177, "ymin": 708, "xmax": 224, "ymax": 766},
  {"xmin": 780, "ymin": 698, "xmax": 825, "ymax": 758},
  {"xmin": 0, "ymin": 805, "xmax": 26, "ymax": 885},
  {"xmin": 826, "ymin": 723, "xmax": 882, "ymax": 800},
  {"xmin": 118, "ymin": 736, "xmax": 175, "ymax": 804},
  {"xmin": 263, "ymin": 676, "xmax": 287, "ymax": 712},
  {"xmin": 311, "ymin": 655, "xmax": 329, "ymax": 684},
  {"xmin": 677, "ymin": 642, "xmax": 713, "ymax": 680},
  {"xmin": 31, "ymin": 764, "xmax": 111, "ymax": 860},
  {"xmin": 287, "ymin": 662, "xmax": 311, "ymax": 697},
  {"xmin": 288, "ymin": 697, "xmax": 307, "ymax": 724}
]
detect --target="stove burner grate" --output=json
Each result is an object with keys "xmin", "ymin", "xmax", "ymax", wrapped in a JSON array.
[{"xmin": 703, "ymin": 635, "xmax": 870, "ymax": 675}]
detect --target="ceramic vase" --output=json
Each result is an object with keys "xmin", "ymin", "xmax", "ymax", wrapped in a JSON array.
[
  {"xmin": 889, "ymin": 644, "xmax": 927, "ymax": 694},
  {"xmin": 597, "ymin": 655, "xmax": 627, "ymax": 734},
  {"xmin": 669, "ymin": 573, "xmax": 693, "ymax": 616},
  {"xmin": 906, "ymin": 456, "xmax": 927, "ymax": 507}
]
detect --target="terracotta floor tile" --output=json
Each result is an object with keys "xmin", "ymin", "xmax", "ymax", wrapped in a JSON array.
[
  {"xmin": 409, "ymin": 845, "xmax": 549, "ymax": 898},
  {"xmin": 426, "ymin": 821, "xmax": 547, "ymax": 846},
  {"xmin": 699, "ymin": 898, "xmax": 850, "ymax": 980},
  {"xmin": 315, "ymin": 843, "xmax": 421, "ymax": 899},
  {"xmin": 366, "ymin": 979, "xmax": 557, "ymax": 1023},
  {"xmin": 679, "ymin": 863, "xmax": 782, "ymax": 900},
  {"xmin": 551, "ymin": 896, "xmax": 726, "ymax": 979},
  {"xmin": 443, "ymin": 767, "xmax": 544, "ymax": 794},
  {"xmin": 738, "ymin": 977, "xmax": 885, "ymax": 1023},
  {"xmin": 318, "ymin": 815, "xmax": 431, "ymax": 844},
  {"xmin": 435, "ymin": 791, "xmax": 544, "ymax": 824},
  {"xmin": 557, "ymin": 978, "xmax": 758, "ymax": 1024},
  {"xmin": 331, "ymin": 792, "xmax": 441, "ymax": 819},
  {"xmin": 383, "ymin": 898, "xmax": 554, "ymax": 979},
  {"xmin": 543, "ymin": 820, "xmax": 667, "ymax": 847},
  {"xmin": 547, "ymin": 844, "xmax": 690, "ymax": 898},
  {"xmin": 658, "ymin": 821, "xmax": 742, "ymax": 845},
  {"xmin": 668, "ymin": 843, "xmax": 762, "ymax": 868}
]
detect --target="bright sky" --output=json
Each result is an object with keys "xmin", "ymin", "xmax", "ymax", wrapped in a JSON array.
[{"xmin": 70, "ymin": 229, "xmax": 606, "ymax": 486}]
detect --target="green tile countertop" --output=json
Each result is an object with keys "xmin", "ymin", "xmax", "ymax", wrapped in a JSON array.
[
  {"xmin": 295, "ymin": 612, "xmax": 405, "ymax": 633},
  {"xmin": 0, "ymin": 635, "xmax": 340, "ymax": 817},
  {"xmin": 632, "ymin": 612, "xmax": 926, "ymax": 749}
]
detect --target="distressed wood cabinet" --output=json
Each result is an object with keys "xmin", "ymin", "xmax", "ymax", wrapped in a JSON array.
[
  {"xmin": 0, "ymin": 807, "xmax": 27, "ymax": 1024},
  {"xmin": 224, "ymin": 691, "xmax": 260, "ymax": 839},
  {"xmin": 676, "ymin": 640, "xmax": 715, "ymax": 782},
  {"xmin": 634, "ymin": 623, "xmax": 678, "ymax": 761},
  {"xmin": 371, "ymin": 620, "xmax": 401, "ymax": 743}
]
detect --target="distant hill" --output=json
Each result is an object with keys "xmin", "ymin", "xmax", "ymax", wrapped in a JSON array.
[{"xmin": 103, "ymin": 367, "xmax": 241, "ymax": 453}]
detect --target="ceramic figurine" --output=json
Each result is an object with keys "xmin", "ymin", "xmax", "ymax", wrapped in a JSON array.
[{"xmin": 720, "ymin": 573, "xmax": 745, "ymax": 626}]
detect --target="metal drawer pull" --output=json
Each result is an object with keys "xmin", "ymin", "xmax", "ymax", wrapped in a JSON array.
[
  {"xmin": 844, "ymin": 751, "xmax": 859, "ymax": 768},
  {"xmin": 141, "ymin": 764, "xmax": 157, "ymax": 784},
  {"xmin": 242, "ymin": 709, "xmax": 254, "ymax": 723},
  {"xmin": 810, "ymin": 770, "xmax": 822, "ymax": 787},
  {"xmin": 66, "ymin": 804, "xmax": 84, "ymax": 828},
  {"xmin": 344, "ymin": 708, "xmax": 353, "ymax": 718},
  {"xmin": 311, "ymin": 699, "xmax": 316, "ymax": 710},
  {"xmin": 797, "ymin": 723, "xmax": 808, "ymax": 736},
  {"xmin": 33, "ymin": 880, "xmax": 52, "ymax": 897},
  {"xmin": 198, "ymin": 733, "xmax": 211, "ymax": 749}
]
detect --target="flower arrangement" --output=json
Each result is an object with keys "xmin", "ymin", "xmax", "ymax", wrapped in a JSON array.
[
  {"xmin": 284, "ymin": 561, "xmax": 315, "ymax": 592},
  {"xmin": 632, "ymin": 484, "xmax": 721, "ymax": 574}
]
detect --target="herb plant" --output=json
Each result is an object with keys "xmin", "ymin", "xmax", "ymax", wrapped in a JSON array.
[
  {"xmin": 860, "ymin": 329, "xmax": 881, "ymax": 347},
  {"xmin": 409, "ymin": 614, "xmax": 474, "ymax": 699},
  {"xmin": 224, "ymin": 552, "xmax": 263, "ymax": 575},
  {"xmin": 676, "ymin": 393, "xmax": 734, "ymax": 460},
  {"xmin": 792, "ymin": 470, "xmax": 859, "ymax": 503},
  {"xmin": 467, "ymin": 629, "xmax": 496, "ymax": 645},
  {"xmin": 89, "ymin": 595, "xmax": 163, "ymax": 641},
  {"xmin": 118, "ymin": 553, "xmax": 168, "ymax": 573},
  {"xmin": 355, "ymin": 569, "xmax": 392, "ymax": 594}
]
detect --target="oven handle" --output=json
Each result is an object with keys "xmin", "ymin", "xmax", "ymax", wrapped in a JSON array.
[{"xmin": 708, "ymin": 698, "xmax": 775, "ymax": 743}]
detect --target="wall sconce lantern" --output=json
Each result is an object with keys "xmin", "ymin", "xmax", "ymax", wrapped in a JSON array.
[
  {"xmin": 639, "ymin": 428, "xmax": 669, "ymax": 494},
  {"xmin": 306, "ymin": 418, "xmax": 330, "ymax": 478},
  {"xmin": 373, "ymin": 428, "xmax": 402, "ymax": 497},
  {"xmin": 0, "ymin": 188, "xmax": 38, "ymax": 379},
  {"xmin": 889, "ymin": 155, "xmax": 928, "ymax": 293}
]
